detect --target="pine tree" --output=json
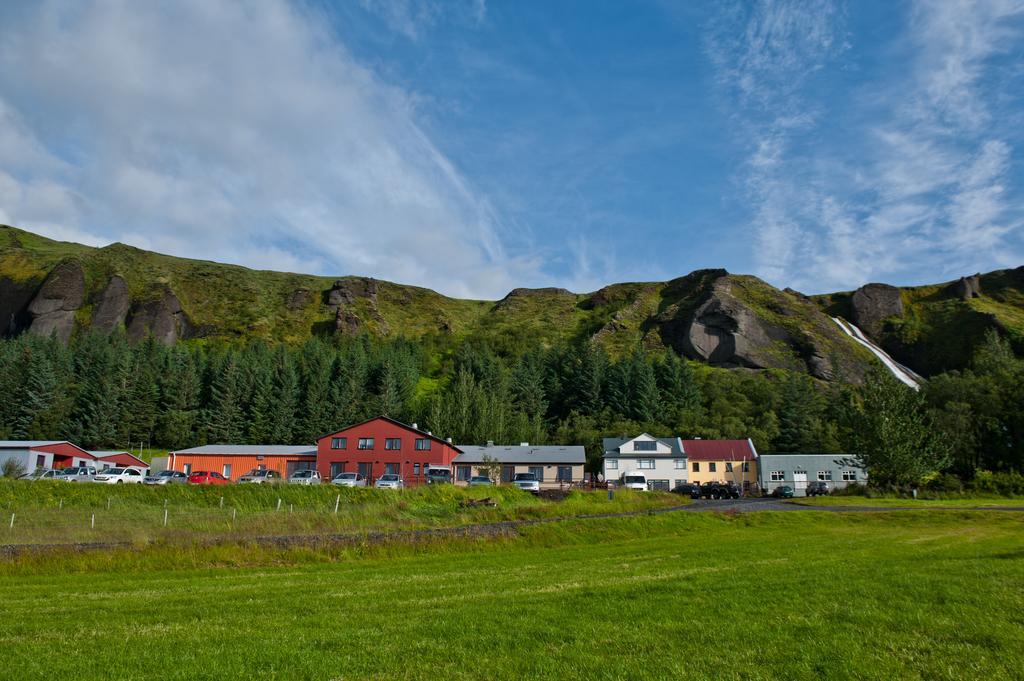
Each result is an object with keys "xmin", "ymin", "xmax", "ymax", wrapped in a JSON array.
[
  {"xmin": 207, "ymin": 352, "xmax": 244, "ymax": 444},
  {"xmin": 298, "ymin": 340, "xmax": 334, "ymax": 441},
  {"xmin": 629, "ymin": 351, "xmax": 661, "ymax": 423},
  {"xmin": 267, "ymin": 347, "xmax": 299, "ymax": 443}
]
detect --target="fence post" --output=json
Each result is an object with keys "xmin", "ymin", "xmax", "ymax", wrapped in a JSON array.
[
  {"xmin": 220, "ymin": 496, "xmax": 224, "ymax": 508},
  {"xmin": 8, "ymin": 513, "xmax": 13, "ymax": 530},
  {"xmin": 334, "ymin": 494, "xmax": 340, "ymax": 514},
  {"xmin": 163, "ymin": 508, "xmax": 168, "ymax": 527},
  {"xmin": 91, "ymin": 513, "xmax": 95, "ymax": 529},
  {"xmin": 59, "ymin": 498, "xmax": 63, "ymax": 511},
  {"xmin": 107, "ymin": 497, "xmax": 111, "ymax": 510},
  {"xmin": 276, "ymin": 498, "xmax": 282, "ymax": 512},
  {"xmin": 289, "ymin": 504, "xmax": 293, "ymax": 514},
  {"xmin": 232, "ymin": 508, "xmax": 237, "ymax": 522}
]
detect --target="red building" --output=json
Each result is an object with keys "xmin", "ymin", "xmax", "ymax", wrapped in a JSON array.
[
  {"xmin": 316, "ymin": 416, "xmax": 462, "ymax": 485},
  {"xmin": 89, "ymin": 451, "xmax": 150, "ymax": 470},
  {"xmin": 0, "ymin": 440, "xmax": 96, "ymax": 471}
]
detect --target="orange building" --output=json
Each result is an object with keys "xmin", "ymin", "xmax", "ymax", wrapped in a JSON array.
[{"xmin": 168, "ymin": 445, "xmax": 317, "ymax": 481}]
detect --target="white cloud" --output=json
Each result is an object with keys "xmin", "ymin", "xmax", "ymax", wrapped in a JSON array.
[{"xmin": 0, "ymin": 0, "xmax": 534, "ymax": 299}]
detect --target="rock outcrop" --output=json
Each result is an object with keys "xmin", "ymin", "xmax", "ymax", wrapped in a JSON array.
[
  {"xmin": 950, "ymin": 274, "xmax": 982, "ymax": 301},
  {"xmin": 27, "ymin": 260, "xmax": 85, "ymax": 343},
  {"xmin": 90, "ymin": 275, "xmax": 130, "ymax": 332},
  {"xmin": 851, "ymin": 283, "xmax": 904, "ymax": 338},
  {"xmin": 326, "ymin": 277, "xmax": 389, "ymax": 335},
  {"xmin": 126, "ymin": 287, "xmax": 191, "ymax": 345},
  {"xmin": 287, "ymin": 288, "xmax": 312, "ymax": 310}
]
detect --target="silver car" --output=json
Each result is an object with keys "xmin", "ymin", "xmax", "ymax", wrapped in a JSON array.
[
  {"xmin": 331, "ymin": 472, "xmax": 366, "ymax": 487},
  {"xmin": 512, "ymin": 472, "xmax": 541, "ymax": 494},
  {"xmin": 238, "ymin": 469, "xmax": 282, "ymax": 484},
  {"xmin": 19, "ymin": 468, "xmax": 65, "ymax": 481},
  {"xmin": 144, "ymin": 470, "xmax": 189, "ymax": 485},
  {"xmin": 288, "ymin": 470, "xmax": 321, "ymax": 485},
  {"xmin": 374, "ymin": 474, "xmax": 404, "ymax": 490},
  {"xmin": 61, "ymin": 466, "xmax": 98, "ymax": 482}
]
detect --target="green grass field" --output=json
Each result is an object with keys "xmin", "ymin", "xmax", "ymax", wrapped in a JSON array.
[
  {"xmin": 0, "ymin": 479, "xmax": 677, "ymax": 546},
  {"xmin": 793, "ymin": 496, "xmax": 1024, "ymax": 508},
  {"xmin": 1, "ymin": 510, "xmax": 1022, "ymax": 680}
]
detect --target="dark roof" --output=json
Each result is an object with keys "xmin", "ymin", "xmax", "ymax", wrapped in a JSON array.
[
  {"xmin": 602, "ymin": 435, "xmax": 684, "ymax": 457},
  {"xmin": 682, "ymin": 439, "xmax": 757, "ymax": 461},
  {"xmin": 317, "ymin": 415, "xmax": 462, "ymax": 453},
  {"xmin": 454, "ymin": 444, "xmax": 585, "ymax": 465}
]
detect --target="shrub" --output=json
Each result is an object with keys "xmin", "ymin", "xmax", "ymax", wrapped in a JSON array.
[
  {"xmin": 925, "ymin": 473, "xmax": 964, "ymax": 494},
  {"xmin": 832, "ymin": 482, "xmax": 868, "ymax": 497},
  {"xmin": 1, "ymin": 458, "xmax": 26, "ymax": 479}
]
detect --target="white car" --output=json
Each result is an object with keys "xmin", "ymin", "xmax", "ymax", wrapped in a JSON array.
[
  {"xmin": 61, "ymin": 466, "xmax": 98, "ymax": 482},
  {"xmin": 374, "ymin": 474, "xmax": 404, "ymax": 489},
  {"xmin": 289, "ymin": 470, "xmax": 321, "ymax": 485},
  {"xmin": 331, "ymin": 472, "xmax": 367, "ymax": 487},
  {"xmin": 512, "ymin": 472, "xmax": 541, "ymax": 494},
  {"xmin": 238, "ymin": 469, "xmax": 282, "ymax": 484},
  {"xmin": 93, "ymin": 467, "xmax": 144, "ymax": 484},
  {"xmin": 620, "ymin": 472, "xmax": 648, "ymax": 491}
]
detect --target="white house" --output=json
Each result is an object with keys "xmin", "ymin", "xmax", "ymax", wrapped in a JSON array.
[{"xmin": 602, "ymin": 434, "xmax": 686, "ymax": 491}]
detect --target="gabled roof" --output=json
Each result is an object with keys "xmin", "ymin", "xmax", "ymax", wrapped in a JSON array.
[
  {"xmin": 0, "ymin": 440, "xmax": 93, "ymax": 456},
  {"xmin": 170, "ymin": 445, "xmax": 317, "ymax": 456},
  {"xmin": 89, "ymin": 451, "xmax": 149, "ymax": 466},
  {"xmin": 317, "ymin": 415, "xmax": 462, "ymax": 453},
  {"xmin": 602, "ymin": 435, "xmax": 684, "ymax": 457},
  {"xmin": 454, "ymin": 444, "xmax": 585, "ymax": 465},
  {"xmin": 682, "ymin": 439, "xmax": 758, "ymax": 461}
]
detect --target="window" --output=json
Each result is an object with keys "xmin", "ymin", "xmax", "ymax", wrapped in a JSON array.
[
  {"xmin": 649, "ymin": 480, "xmax": 670, "ymax": 491},
  {"xmin": 770, "ymin": 470, "xmax": 785, "ymax": 481},
  {"xmin": 557, "ymin": 466, "xmax": 572, "ymax": 482},
  {"xmin": 709, "ymin": 462, "xmax": 717, "ymax": 473},
  {"xmin": 222, "ymin": 464, "xmax": 232, "ymax": 479},
  {"xmin": 742, "ymin": 462, "xmax": 750, "ymax": 472},
  {"xmin": 385, "ymin": 462, "xmax": 400, "ymax": 475},
  {"xmin": 357, "ymin": 438, "xmax": 374, "ymax": 450},
  {"xmin": 692, "ymin": 462, "xmax": 700, "ymax": 472},
  {"xmin": 725, "ymin": 462, "xmax": 733, "ymax": 473},
  {"xmin": 674, "ymin": 479, "xmax": 686, "ymax": 488},
  {"xmin": 674, "ymin": 459, "xmax": 686, "ymax": 469},
  {"xmin": 330, "ymin": 462, "xmax": 346, "ymax": 478},
  {"xmin": 818, "ymin": 471, "xmax": 833, "ymax": 481},
  {"xmin": 385, "ymin": 438, "xmax": 401, "ymax": 450},
  {"xmin": 606, "ymin": 458, "xmax": 618, "ymax": 470},
  {"xmin": 638, "ymin": 459, "xmax": 655, "ymax": 470},
  {"xmin": 457, "ymin": 465, "xmax": 471, "ymax": 481},
  {"xmin": 528, "ymin": 466, "xmax": 544, "ymax": 482},
  {"xmin": 36, "ymin": 454, "xmax": 46, "ymax": 469},
  {"xmin": 842, "ymin": 470, "xmax": 858, "ymax": 481},
  {"xmin": 413, "ymin": 463, "xmax": 420, "ymax": 476},
  {"xmin": 331, "ymin": 437, "xmax": 346, "ymax": 450},
  {"xmin": 634, "ymin": 440, "xmax": 658, "ymax": 451},
  {"xmin": 415, "ymin": 438, "xmax": 431, "ymax": 451},
  {"xmin": 358, "ymin": 462, "xmax": 373, "ymax": 479}
]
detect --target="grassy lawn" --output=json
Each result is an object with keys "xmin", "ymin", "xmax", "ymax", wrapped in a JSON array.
[
  {"xmin": 0, "ymin": 511, "xmax": 1022, "ymax": 680},
  {"xmin": 792, "ymin": 496, "xmax": 1024, "ymax": 508},
  {"xmin": 0, "ymin": 479, "xmax": 678, "ymax": 545}
]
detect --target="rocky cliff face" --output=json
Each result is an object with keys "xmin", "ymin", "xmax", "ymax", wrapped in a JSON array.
[
  {"xmin": 851, "ymin": 283, "xmax": 904, "ymax": 338},
  {"xmin": 90, "ymin": 275, "xmax": 130, "ymax": 332},
  {"xmin": 27, "ymin": 260, "xmax": 85, "ymax": 343},
  {"xmin": 126, "ymin": 287, "xmax": 192, "ymax": 345}
]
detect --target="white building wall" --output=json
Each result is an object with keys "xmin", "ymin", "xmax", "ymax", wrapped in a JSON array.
[
  {"xmin": 605, "ymin": 457, "xmax": 687, "ymax": 490},
  {"xmin": 0, "ymin": 449, "xmax": 52, "ymax": 475}
]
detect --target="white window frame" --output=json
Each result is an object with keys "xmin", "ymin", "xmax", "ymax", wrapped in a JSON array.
[
  {"xmin": 818, "ymin": 471, "xmax": 832, "ymax": 481},
  {"xmin": 674, "ymin": 459, "xmax": 685, "ymax": 470},
  {"xmin": 725, "ymin": 462, "xmax": 733, "ymax": 473},
  {"xmin": 770, "ymin": 470, "xmax": 785, "ymax": 481},
  {"xmin": 637, "ymin": 459, "xmax": 655, "ymax": 470},
  {"xmin": 842, "ymin": 470, "xmax": 858, "ymax": 481},
  {"xmin": 606, "ymin": 458, "xmax": 618, "ymax": 470}
]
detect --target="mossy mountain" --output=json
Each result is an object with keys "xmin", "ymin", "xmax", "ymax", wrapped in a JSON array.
[{"xmin": 2, "ymin": 224, "xmax": 1021, "ymax": 379}]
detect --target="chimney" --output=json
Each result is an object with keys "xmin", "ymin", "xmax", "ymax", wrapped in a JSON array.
[
  {"xmin": 486, "ymin": 440, "xmax": 494, "ymax": 447},
  {"xmin": 412, "ymin": 423, "xmax": 418, "ymax": 430},
  {"xmin": 427, "ymin": 431, "xmax": 432, "ymax": 436},
  {"xmin": 446, "ymin": 437, "xmax": 452, "ymax": 443},
  {"xmin": 520, "ymin": 442, "xmax": 529, "ymax": 446}
]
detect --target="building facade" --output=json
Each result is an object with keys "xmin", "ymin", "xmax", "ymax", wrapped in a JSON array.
[
  {"xmin": 757, "ymin": 453, "xmax": 866, "ymax": 496},
  {"xmin": 0, "ymin": 440, "xmax": 95, "ymax": 474},
  {"xmin": 602, "ymin": 434, "xmax": 687, "ymax": 491},
  {"xmin": 316, "ymin": 416, "xmax": 462, "ymax": 486},
  {"xmin": 682, "ymin": 439, "xmax": 759, "ymax": 489},
  {"xmin": 453, "ymin": 442, "xmax": 586, "ymax": 488},
  {"xmin": 169, "ymin": 445, "xmax": 317, "ymax": 480}
]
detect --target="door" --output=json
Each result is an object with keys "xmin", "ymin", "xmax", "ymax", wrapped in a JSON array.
[
  {"xmin": 358, "ymin": 462, "xmax": 373, "ymax": 481},
  {"xmin": 501, "ymin": 466, "xmax": 514, "ymax": 483},
  {"xmin": 793, "ymin": 471, "xmax": 808, "ymax": 494},
  {"xmin": 330, "ymin": 462, "xmax": 346, "ymax": 479}
]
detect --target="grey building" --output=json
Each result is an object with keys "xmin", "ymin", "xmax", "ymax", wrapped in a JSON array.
[
  {"xmin": 453, "ymin": 442, "xmax": 586, "ymax": 488},
  {"xmin": 757, "ymin": 453, "xmax": 867, "ymax": 496},
  {"xmin": 602, "ymin": 434, "xmax": 686, "ymax": 490}
]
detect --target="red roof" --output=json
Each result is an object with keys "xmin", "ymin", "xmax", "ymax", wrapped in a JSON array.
[{"xmin": 682, "ymin": 439, "xmax": 757, "ymax": 461}]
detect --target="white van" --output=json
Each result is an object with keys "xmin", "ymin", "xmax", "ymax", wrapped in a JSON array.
[{"xmin": 620, "ymin": 472, "xmax": 648, "ymax": 491}]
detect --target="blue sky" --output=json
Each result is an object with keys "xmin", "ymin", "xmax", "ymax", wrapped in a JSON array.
[{"xmin": 0, "ymin": 1, "xmax": 1022, "ymax": 298}]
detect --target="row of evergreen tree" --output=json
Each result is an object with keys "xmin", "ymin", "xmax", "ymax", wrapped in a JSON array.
[{"xmin": 0, "ymin": 330, "xmax": 1019, "ymax": 479}]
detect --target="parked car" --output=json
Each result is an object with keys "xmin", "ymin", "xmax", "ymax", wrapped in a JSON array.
[
  {"xmin": 60, "ymin": 466, "xmax": 98, "ymax": 482},
  {"xmin": 289, "ymin": 470, "xmax": 321, "ymax": 485},
  {"xmin": 619, "ymin": 472, "xmax": 648, "ymax": 491},
  {"xmin": 424, "ymin": 467, "xmax": 452, "ymax": 485},
  {"xmin": 806, "ymin": 481, "xmax": 830, "ymax": 496},
  {"xmin": 144, "ymin": 470, "xmax": 189, "ymax": 485},
  {"xmin": 238, "ymin": 469, "xmax": 282, "ymax": 484},
  {"xmin": 93, "ymin": 467, "xmax": 145, "ymax": 484},
  {"xmin": 468, "ymin": 475, "xmax": 492, "ymax": 487},
  {"xmin": 375, "ymin": 473, "xmax": 404, "ymax": 489},
  {"xmin": 700, "ymin": 481, "xmax": 741, "ymax": 500},
  {"xmin": 512, "ymin": 472, "xmax": 540, "ymax": 494},
  {"xmin": 331, "ymin": 472, "xmax": 367, "ymax": 487},
  {"xmin": 188, "ymin": 470, "xmax": 230, "ymax": 485},
  {"xmin": 18, "ymin": 468, "xmax": 65, "ymax": 481},
  {"xmin": 772, "ymin": 485, "xmax": 795, "ymax": 498},
  {"xmin": 671, "ymin": 482, "xmax": 701, "ymax": 499}
]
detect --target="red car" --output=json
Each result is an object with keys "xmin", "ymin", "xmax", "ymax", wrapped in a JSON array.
[{"xmin": 188, "ymin": 470, "xmax": 230, "ymax": 485}]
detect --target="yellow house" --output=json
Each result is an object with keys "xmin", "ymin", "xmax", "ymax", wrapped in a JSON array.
[{"xmin": 683, "ymin": 439, "xmax": 759, "ymax": 489}]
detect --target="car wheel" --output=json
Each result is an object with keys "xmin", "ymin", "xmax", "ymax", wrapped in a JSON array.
[{"xmin": 116, "ymin": 480, "xmax": 123, "ymax": 484}]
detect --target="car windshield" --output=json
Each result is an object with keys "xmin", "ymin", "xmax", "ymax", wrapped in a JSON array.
[
  {"xmin": 471, "ymin": 476, "xmax": 489, "ymax": 481},
  {"xmin": 428, "ymin": 470, "xmax": 451, "ymax": 477},
  {"xmin": 158, "ymin": 471, "xmax": 175, "ymax": 477},
  {"xmin": 106, "ymin": 468, "xmax": 125, "ymax": 475},
  {"xmin": 624, "ymin": 476, "xmax": 645, "ymax": 484},
  {"xmin": 513, "ymin": 473, "xmax": 536, "ymax": 481},
  {"xmin": 336, "ymin": 473, "xmax": 356, "ymax": 480},
  {"xmin": 380, "ymin": 474, "xmax": 399, "ymax": 481}
]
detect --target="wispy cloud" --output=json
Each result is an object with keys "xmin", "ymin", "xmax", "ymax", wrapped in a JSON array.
[
  {"xmin": 0, "ymin": 0, "xmax": 532, "ymax": 299},
  {"xmin": 709, "ymin": 0, "xmax": 1024, "ymax": 291}
]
